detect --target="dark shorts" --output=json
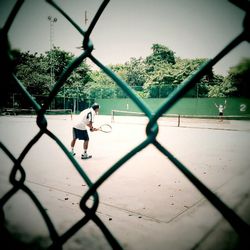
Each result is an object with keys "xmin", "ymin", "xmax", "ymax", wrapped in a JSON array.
[
  {"xmin": 72, "ymin": 128, "xmax": 89, "ymax": 140},
  {"xmin": 219, "ymin": 112, "xmax": 223, "ymax": 116}
]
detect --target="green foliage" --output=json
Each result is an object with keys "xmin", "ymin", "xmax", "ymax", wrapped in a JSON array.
[
  {"xmin": 224, "ymin": 58, "xmax": 250, "ymax": 97},
  {"xmin": 145, "ymin": 44, "xmax": 176, "ymax": 67},
  {"xmin": 83, "ymin": 69, "xmax": 117, "ymax": 99},
  {"xmin": 124, "ymin": 57, "xmax": 147, "ymax": 86},
  {"xmin": 208, "ymin": 58, "xmax": 250, "ymax": 97},
  {"xmin": 14, "ymin": 51, "xmax": 51, "ymax": 95},
  {"xmin": 45, "ymin": 47, "xmax": 75, "ymax": 87},
  {"xmin": 143, "ymin": 55, "xmax": 212, "ymax": 98},
  {"xmin": 59, "ymin": 59, "xmax": 91, "ymax": 99},
  {"xmin": 8, "ymin": 43, "xmax": 248, "ymax": 105},
  {"xmin": 13, "ymin": 47, "xmax": 92, "ymax": 103}
]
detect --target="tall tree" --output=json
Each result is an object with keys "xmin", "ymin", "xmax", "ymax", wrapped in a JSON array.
[
  {"xmin": 63, "ymin": 60, "xmax": 92, "ymax": 99},
  {"xmin": 145, "ymin": 44, "xmax": 176, "ymax": 68},
  {"xmin": 14, "ymin": 51, "xmax": 51, "ymax": 95},
  {"xmin": 83, "ymin": 69, "xmax": 116, "ymax": 99},
  {"xmin": 208, "ymin": 58, "xmax": 250, "ymax": 97},
  {"xmin": 125, "ymin": 57, "xmax": 147, "ymax": 87},
  {"xmin": 45, "ymin": 47, "xmax": 74, "ymax": 90},
  {"xmin": 224, "ymin": 58, "xmax": 250, "ymax": 97}
]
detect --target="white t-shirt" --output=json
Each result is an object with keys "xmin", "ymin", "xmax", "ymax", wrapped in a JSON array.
[
  {"xmin": 73, "ymin": 108, "xmax": 96, "ymax": 130},
  {"xmin": 218, "ymin": 105, "xmax": 224, "ymax": 113}
]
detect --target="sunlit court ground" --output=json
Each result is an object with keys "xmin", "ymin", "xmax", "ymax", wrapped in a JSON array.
[{"xmin": 1, "ymin": 114, "xmax": 250, "ymax": 249}]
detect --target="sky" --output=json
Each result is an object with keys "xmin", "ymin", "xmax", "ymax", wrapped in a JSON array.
[{"xmin": 0, "ymin": 0, "xmax": 249, "ymax": 76}]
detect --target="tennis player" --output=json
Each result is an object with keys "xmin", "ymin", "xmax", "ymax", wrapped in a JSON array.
[
  {"xmin": 70, "ymin": 103, "xmax": 100, "ymax": 159},
  {"xmin": 214, "ymin": 100, "xmax": 226, "ymax": 122}
]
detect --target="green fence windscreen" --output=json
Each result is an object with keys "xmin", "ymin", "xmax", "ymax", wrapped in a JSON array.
[{"xmin": 96, "ymin": 97, "xmax": 250, "ymax": 117}]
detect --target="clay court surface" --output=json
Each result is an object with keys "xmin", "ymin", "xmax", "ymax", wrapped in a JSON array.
[{"xmin": 1, "ymin": 115, "xmax": 250, "ymax": 249}]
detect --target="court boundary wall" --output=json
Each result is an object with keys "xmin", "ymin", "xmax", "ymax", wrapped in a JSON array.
[{"xmin": 96, "ymin": 97, "xmax": 250, "ymax": 117}]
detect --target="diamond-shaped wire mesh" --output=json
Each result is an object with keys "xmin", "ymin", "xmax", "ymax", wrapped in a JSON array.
[{"xmin": 0, "ymin": 0, "xmax": 249, "ymax": 249}]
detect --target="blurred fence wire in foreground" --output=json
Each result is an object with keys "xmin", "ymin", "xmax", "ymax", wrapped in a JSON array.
[{"xmin": 0, "ymin": 0, "xmax": 250, "ymax": 249}]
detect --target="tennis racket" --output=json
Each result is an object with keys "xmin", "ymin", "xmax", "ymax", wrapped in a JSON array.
[{"xmin": 98, "ymin": 124, "xmax": 112, "ymax": 133}]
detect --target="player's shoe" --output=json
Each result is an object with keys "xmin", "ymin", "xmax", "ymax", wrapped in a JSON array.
[
  {"xmin": 71, "ymin": 151, "xmax": 76, "ymax": 156},
  {"xmin": 81, "ymin": 153, "xmax": 92, "ymax": 159}
]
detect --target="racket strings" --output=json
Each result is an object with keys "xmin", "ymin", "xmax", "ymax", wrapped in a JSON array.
[{"xmin": 99, "ymin": 124, "xmax": 112, "ymax": 132}]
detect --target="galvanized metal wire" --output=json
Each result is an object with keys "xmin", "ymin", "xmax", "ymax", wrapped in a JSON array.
[{"xmin": 0, "ymin": 0, "xmax": 249, "ymax": 249}]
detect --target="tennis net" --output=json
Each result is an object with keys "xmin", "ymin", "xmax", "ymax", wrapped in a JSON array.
[
  {"xmin": 111, "ymin": 109, "xmax": 180, "ymax": 126},
  {"xmin": 111, "ymin": 109, "xmax": 250, "ymax": 128}
]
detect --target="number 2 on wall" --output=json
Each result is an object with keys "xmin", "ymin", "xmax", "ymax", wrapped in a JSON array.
[{"xmin": 240, "ymin": 104, "xmax": 247, "ymax": 112}]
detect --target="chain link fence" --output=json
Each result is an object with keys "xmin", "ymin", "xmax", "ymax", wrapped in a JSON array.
[
  {"xmin": 5, "ymin": 93, "xmax": 93, "ymax": 114},
  {"xmin": 0, "ymin": 0, "xmax": 250, "ymax": 249}
]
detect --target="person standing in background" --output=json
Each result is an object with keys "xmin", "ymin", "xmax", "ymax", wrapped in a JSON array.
[{"xmin": 214, "ymin": 100, "xmax": 226, "ymax": 122}]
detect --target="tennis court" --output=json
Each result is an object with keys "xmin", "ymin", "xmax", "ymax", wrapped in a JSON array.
[{"xmin": 1, "ymin": 114, "xmax": 250, "ymax": 249}]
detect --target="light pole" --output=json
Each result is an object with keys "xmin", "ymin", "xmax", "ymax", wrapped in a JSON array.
[
  {"xmin": 84, "ymin": 10, "xmax": 88, "ymax": 25},
  {"xmin": 48, "ymin": 16, "xmax": 57, "ymax": 89}
]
